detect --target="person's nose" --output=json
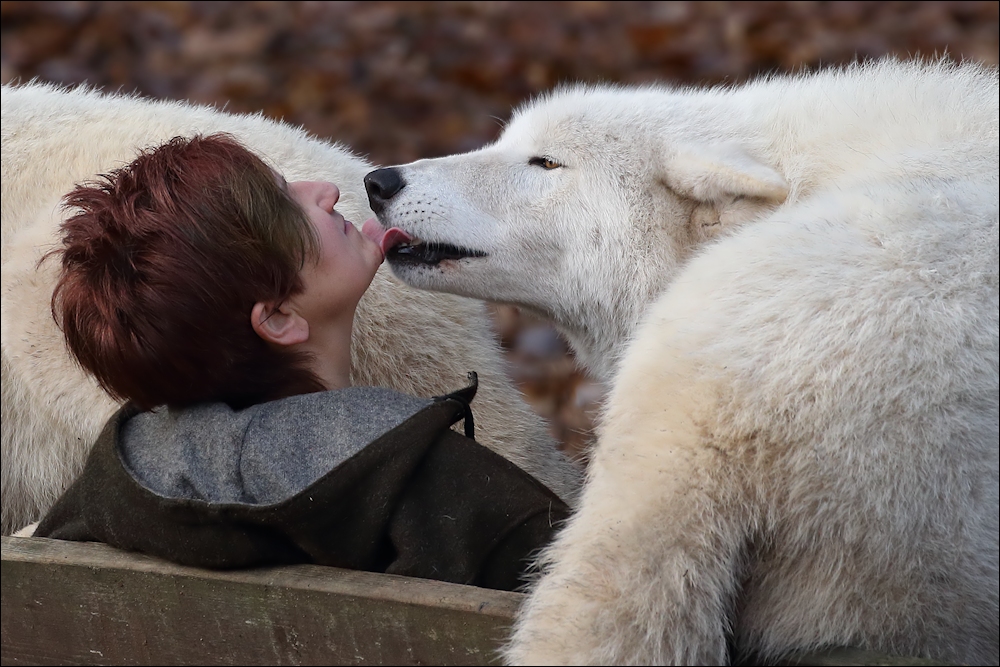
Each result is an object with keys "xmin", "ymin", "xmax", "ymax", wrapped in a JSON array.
[{"xmin": 315, "ymin": 182, "xmax": 340, "ymax": 212}]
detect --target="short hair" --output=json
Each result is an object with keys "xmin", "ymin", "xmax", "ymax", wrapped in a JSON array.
[{"xmin": 51, "ymin": 133, "xmax": 326, "ymax": 411}]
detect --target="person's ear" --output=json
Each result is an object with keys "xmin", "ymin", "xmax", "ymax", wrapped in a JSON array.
[{"xmin": 251, "ymin": 301, "xmax": 310, "ymax": 347}]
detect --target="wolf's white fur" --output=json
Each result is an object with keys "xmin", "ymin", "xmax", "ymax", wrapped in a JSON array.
[
  {"xmin": 0, "ymin": 82, "xmax": 581, "ymax": 536},
  {"xmin": 372, "ymin": 59, "xmax": 999, "ymax": 664}
]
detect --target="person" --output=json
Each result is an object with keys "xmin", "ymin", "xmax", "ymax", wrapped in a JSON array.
[{"xmin": 33, "ymin": 134, "xmax": 568, "ymax": 591}]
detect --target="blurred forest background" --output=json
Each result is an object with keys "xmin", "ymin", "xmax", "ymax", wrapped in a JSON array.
[{"xmin": 3, "ymin": 1, "xmax": 997, "ymax": 460}]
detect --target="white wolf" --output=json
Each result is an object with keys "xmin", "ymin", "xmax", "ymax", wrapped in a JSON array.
[
  {"xmin": 364, "ymin": 59, "xmax": 999, "ymax": 664},
  {"xmin": 0, "ymin": 82, "xmax": 581, "ymax": 536}
]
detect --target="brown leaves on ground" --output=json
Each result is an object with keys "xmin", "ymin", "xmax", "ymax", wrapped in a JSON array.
[{"xmin": 3, "ymin": 1, "xmax": 997, "ymax": 460}]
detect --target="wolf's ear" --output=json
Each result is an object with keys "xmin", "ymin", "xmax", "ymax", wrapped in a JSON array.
[{"xmin": 664, "ymin": 142, "xmax": 788, "ymax": 204}]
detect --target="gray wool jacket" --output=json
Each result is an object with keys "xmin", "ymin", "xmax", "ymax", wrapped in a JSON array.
[{"xmin": 36, "ymin": 379, "xmax": 569, "ymax": 591}]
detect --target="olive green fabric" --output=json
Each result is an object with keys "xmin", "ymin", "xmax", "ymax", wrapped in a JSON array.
[{"xmin": 36, "ymin": 383, "xmax": 569, "ymax": 591}]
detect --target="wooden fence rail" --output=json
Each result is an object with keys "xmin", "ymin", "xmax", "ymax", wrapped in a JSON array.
[{"xmin": 1, "ymin": 536, "xmax": 938, "ymax": 666}]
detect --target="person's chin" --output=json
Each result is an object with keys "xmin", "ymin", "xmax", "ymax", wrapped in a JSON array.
[{"xmin": 362, "ymin": 235, "xmax": 386, "ymax": 266}]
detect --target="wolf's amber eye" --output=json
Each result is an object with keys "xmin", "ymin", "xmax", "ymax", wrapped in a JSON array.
[{"xmin": 529, "ymin": 156, "xmax": 562, "ymax": 170}]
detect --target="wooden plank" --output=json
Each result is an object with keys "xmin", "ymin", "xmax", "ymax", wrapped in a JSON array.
[
  {"xmin": 1, "ymin": 536, "xmax": 942, "ymax": 666},
  {"xmin": 776, "ymin": 647, "xmax": 941, "ymax": 667},
  {"xmin": 2, "ymin": 536, "xmax": 519, "ymax": 666}
]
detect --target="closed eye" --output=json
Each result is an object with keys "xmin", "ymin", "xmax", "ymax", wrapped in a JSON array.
[{"xmin": 528, "ymin": 156, "xmax": 563, "ymax": 170}]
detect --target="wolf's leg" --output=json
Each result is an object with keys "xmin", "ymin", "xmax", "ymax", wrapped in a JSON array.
[{"xmin": 506, "ymin": 330, "xmax": 754, "ymax": 665}]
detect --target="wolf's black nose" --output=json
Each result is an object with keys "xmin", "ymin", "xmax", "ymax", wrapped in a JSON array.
[{"xmin": 364, "ymin": 167, "xmax": 405, "ymax": 215}]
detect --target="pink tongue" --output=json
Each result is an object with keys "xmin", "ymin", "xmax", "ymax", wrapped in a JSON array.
[
  {"xmin": 380, "ymin": 227, "xmax": 414, "ymax": 255},
  {"xmin": 361, "ymin": 218, "xmax": 414, "ymax": 258}
]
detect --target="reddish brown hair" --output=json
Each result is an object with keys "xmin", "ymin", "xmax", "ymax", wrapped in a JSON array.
[{"xmin": 51, "ymin": 134, "xmax": 325, "ymax": 410}]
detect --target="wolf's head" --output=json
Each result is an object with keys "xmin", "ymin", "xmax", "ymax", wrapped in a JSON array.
[{"xmin": 365, "ymin": 84, "xmax": 788, "ymax": 379}]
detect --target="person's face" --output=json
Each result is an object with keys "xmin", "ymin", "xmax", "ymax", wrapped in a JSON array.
[{"xmin": 285, "ymin": 180, "xmax": 383, "ymax": 326}]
